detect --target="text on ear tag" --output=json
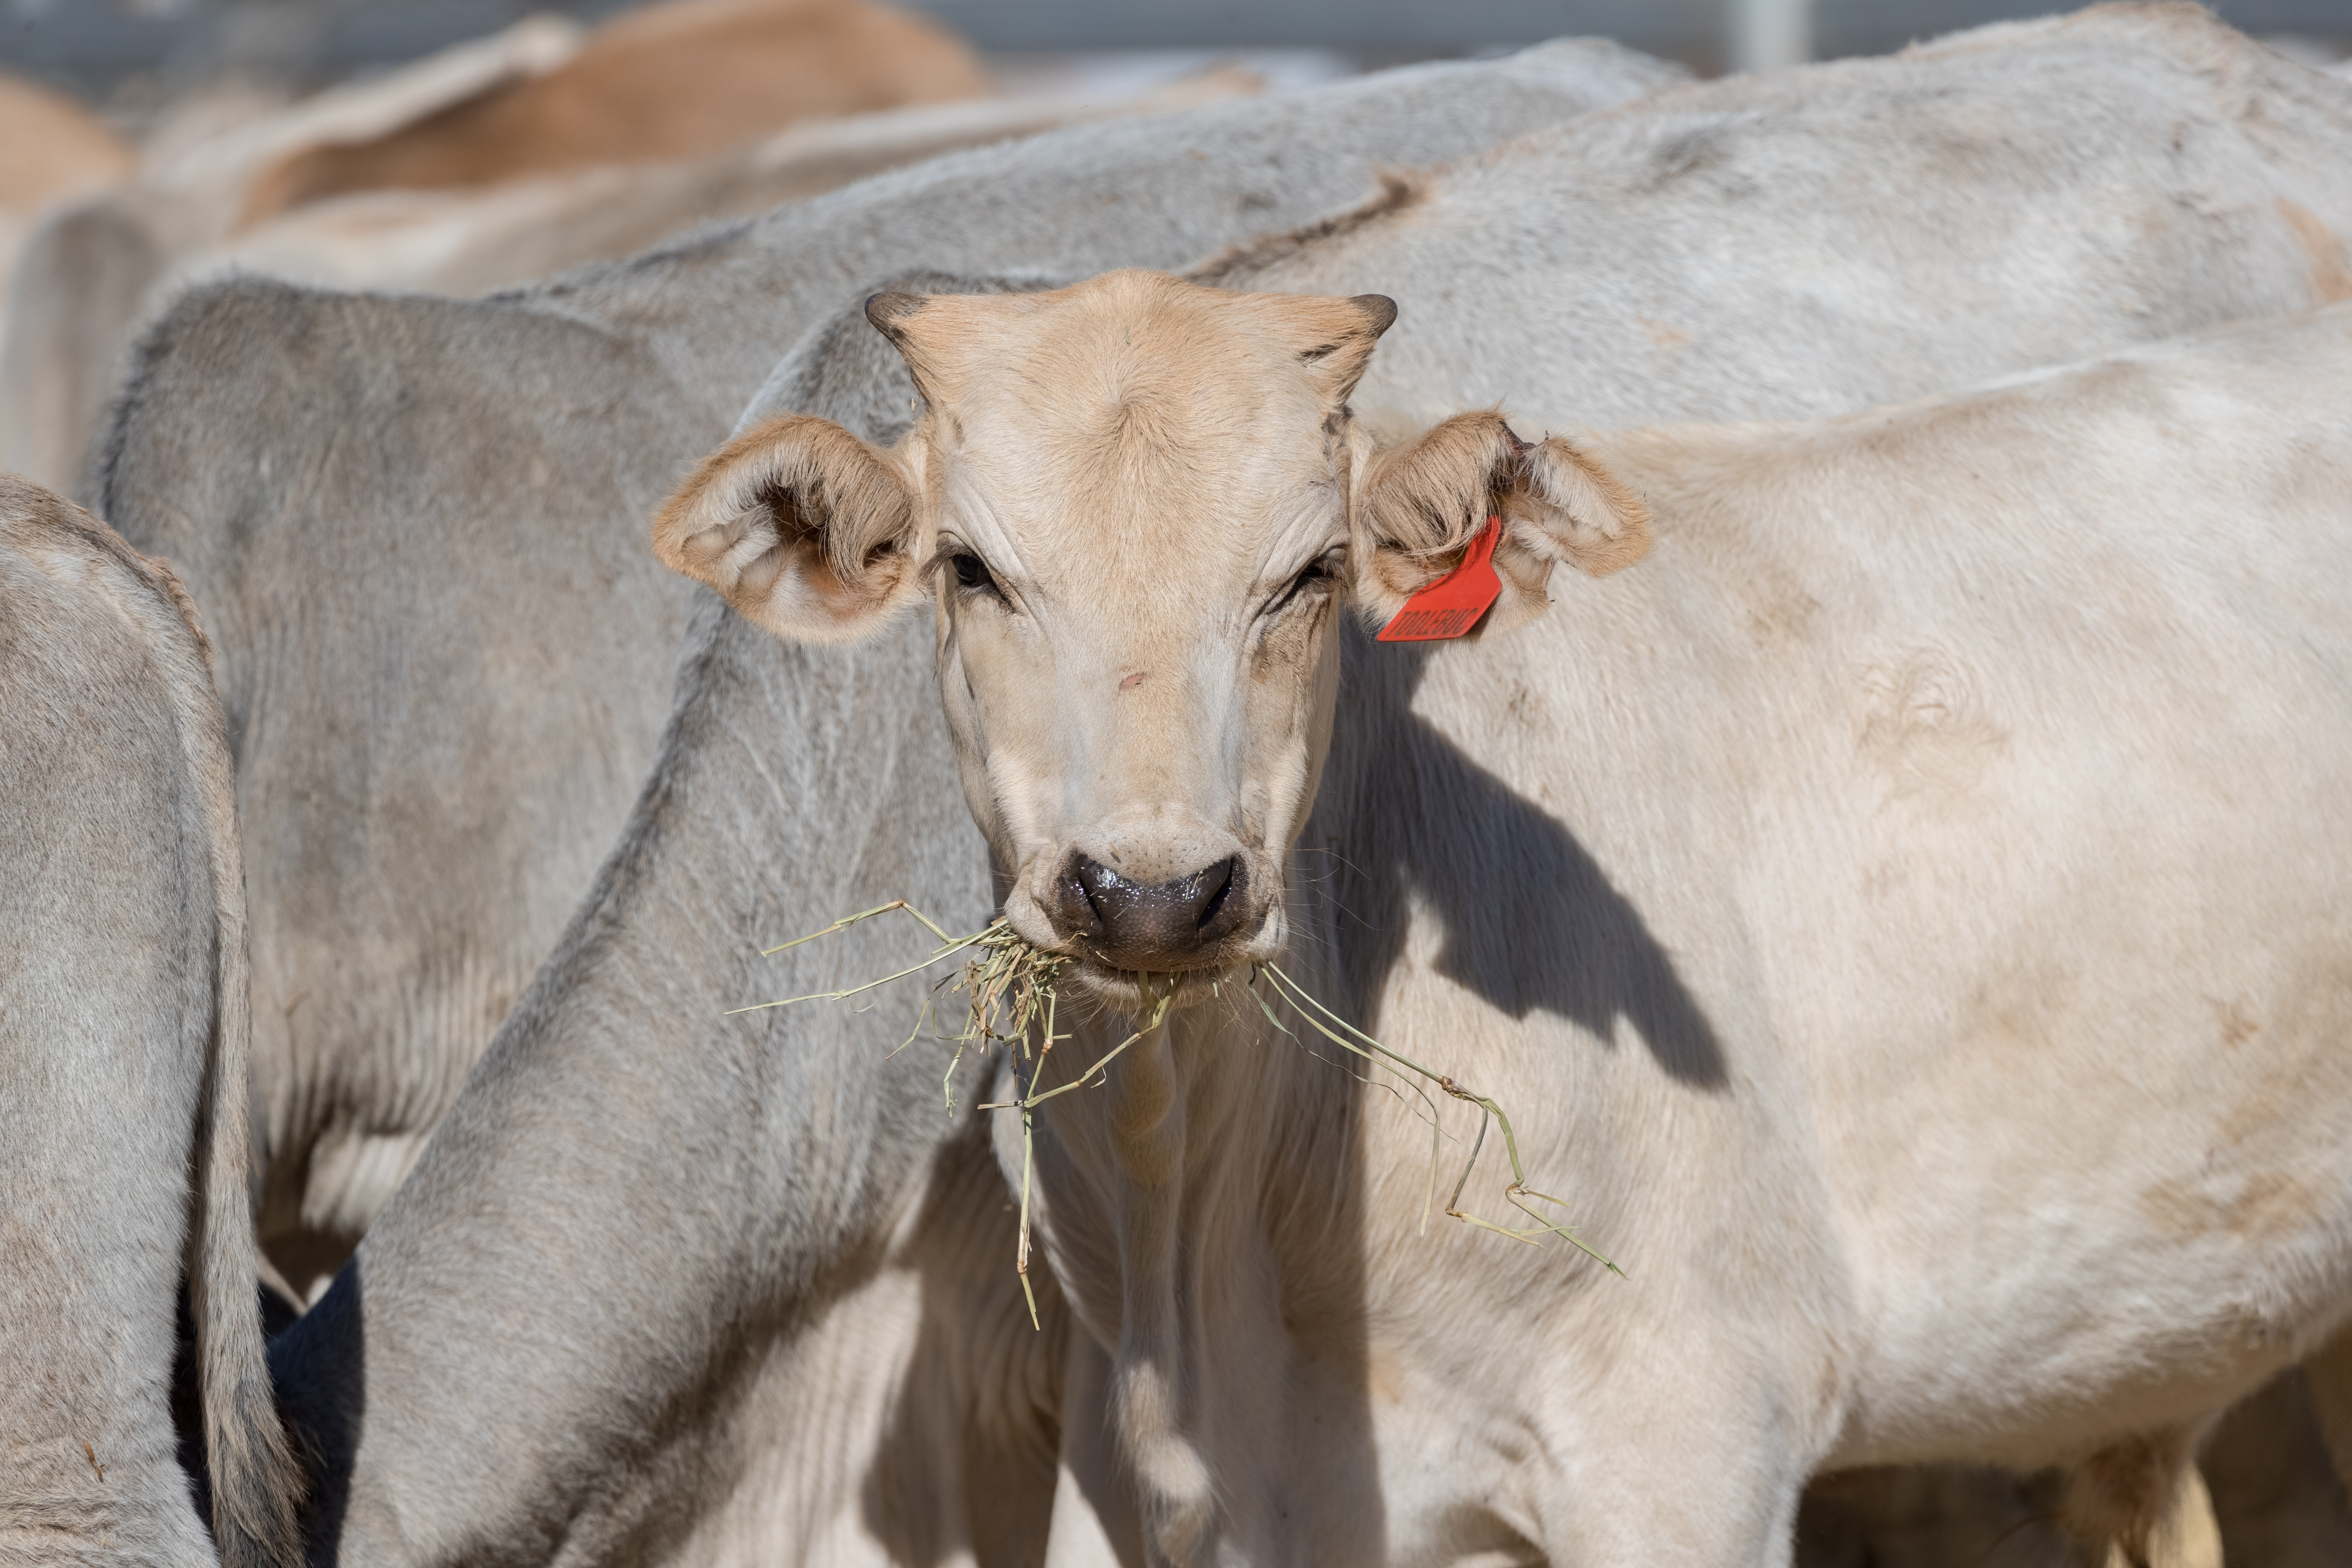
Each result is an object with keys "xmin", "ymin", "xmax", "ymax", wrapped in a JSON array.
[{"xmin": 1376, "ymin": 516, "xmax": 1504, "ymax": 643}]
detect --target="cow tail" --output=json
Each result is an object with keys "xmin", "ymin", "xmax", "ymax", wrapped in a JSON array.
[{"xmin": 157, "ymin": 543, "xmax": 306, "ymax": 1568}]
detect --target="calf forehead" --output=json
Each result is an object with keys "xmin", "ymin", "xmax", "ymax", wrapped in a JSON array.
[
  {"xmin": 913, "ymin": 270, "xmax": 1318, "ymax": 396},
  {"xmin": 928, "ymin": 277, "xmax": 1347, "ymax": 579}
]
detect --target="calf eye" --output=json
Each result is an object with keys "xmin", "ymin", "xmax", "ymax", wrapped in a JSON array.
[
  {"xmin": 1265, "ymin": 553, "xmax": 1340, "ymax": 618},
  {"xmin": 950, "ymin": 552, "xmax": 996, "ymax": 593}
]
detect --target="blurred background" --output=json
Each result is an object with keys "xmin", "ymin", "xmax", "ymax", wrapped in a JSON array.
[
  {"xmin": 3, "ymin": 0, "xmax": 2348, "ymax": 496},
  {"xmin": 6, "ymin": 0, "xmax": 2349, "ymax": 108}
]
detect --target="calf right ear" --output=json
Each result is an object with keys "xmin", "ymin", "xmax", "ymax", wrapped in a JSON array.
[
  {"xmin": 1354, "ymin": 411, "xmax": 1648, "ymax": 637},
  {"xmin": 652, "ymin": 413, "xmax": 924, "ymax": 643}
]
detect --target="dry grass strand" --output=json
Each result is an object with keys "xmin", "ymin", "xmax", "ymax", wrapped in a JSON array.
[{"xmin": 737, "ymin": 900, "xmax": 1620, "ymax": 1326}]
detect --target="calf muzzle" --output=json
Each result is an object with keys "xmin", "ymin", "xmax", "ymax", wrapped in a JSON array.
[{"xmin": 1053, "ymin": 851, "xmax": 1248, "ymax": 968}]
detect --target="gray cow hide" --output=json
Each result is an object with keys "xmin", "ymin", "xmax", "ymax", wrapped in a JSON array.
[
  {"xmin": 0, "ymin": 477, "xmax": 299, "ymax": 1568},
  {"xmin": 89, "ymin": 40, "xmax": 1683, "ymax": 1294},
  {"xmin": 266, "ymin": 590, "xmax": 1026, "ymax": 1565}
]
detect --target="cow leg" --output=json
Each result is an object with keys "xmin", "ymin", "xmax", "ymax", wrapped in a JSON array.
[
  {"xmin": 2152, "ymin": 1462, "xmax": 2223, "ymax": 1568},
  {"xmin": 1533, "ymin": 1455, "xmax": 1804, "ymax": 1566},
  {"xmin": 2161, "ymin": 1467, "xmax": 2223, "ymax": 1568},
  {"xmin": 1523, "ymin": 1365, "xmax": 1812, "ymax": 1568},
  {"xmin": 2058, "ymin": 1425, "xmax": 2223, "ymax": 1568},
  {"xmin": 2113, "ymin": 1461, "xmax": 2221, "ymax": 1568},
  {"xmin": 1045, "ymin": 1333, "xmax": 1145, "ymax": 1568}
]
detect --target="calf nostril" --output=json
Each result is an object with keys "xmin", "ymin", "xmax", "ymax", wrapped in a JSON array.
[
  {"xmin": 1191, "ymin": 857, "xmax": 1238, "ymax": 931},
  {"xmin": 1056, "ymin": 855, "xmax": 1109, "ymax": 937}
]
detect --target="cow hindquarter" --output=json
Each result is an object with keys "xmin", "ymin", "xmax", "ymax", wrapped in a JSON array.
[
  {"xmin": 0, "ymin": 477, "xmax": 297, "ymax": 1568},
  {"xmin": 0, "ymin": 511, "xmax": 219, "ymax": 1565}
]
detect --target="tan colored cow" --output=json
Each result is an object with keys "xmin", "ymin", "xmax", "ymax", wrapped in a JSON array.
[
  {"xmin": 193, "ymin": 66, "xmax": 1260, "ymax": 298},
  {"xmin": 234, "ymin": 0, "xmax": 989, "ymax": 226},
  {"xmin": 658, "ymin": 272, "xmax": 2352, "ymax": 1567},
  {"xmin": 0, "ymin": 69, "xmax": 131, "ymax": 302},
  {"xmin": 0, "ymin": 70, "xmax": 131, "ymax": 221}
]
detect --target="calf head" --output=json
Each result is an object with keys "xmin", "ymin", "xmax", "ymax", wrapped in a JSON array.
[{"xmin": 655, "ymin": 270, "xmax": 1646, "ymax": 1004}]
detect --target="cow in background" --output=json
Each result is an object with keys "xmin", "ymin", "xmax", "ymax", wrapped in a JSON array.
[
  {"xmin": 0, "ymin": 477, "xmax": 299, "ymax": 1568},
  {"xmin": 233, "ymin": 0, "xmax": 990, "ymax": 226},
  {"xmin": 0, "ymin": 60, "xmax": 1259, "ymax": 497},
  {"xmin": 0, "ymin": 13, "xmax": 584, "ymax": 495},
  {"xmin": 0, "ymin": 68, "xmax": 131, "ymax": 298},
  {"xmin": 0, "ymin": 0, "xmax": 999, "ymax": 497}
]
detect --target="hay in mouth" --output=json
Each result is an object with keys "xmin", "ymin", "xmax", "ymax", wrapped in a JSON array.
[{"xmin": 733, "ymin": 901, "xmax": 1619, "ymax": 1326}]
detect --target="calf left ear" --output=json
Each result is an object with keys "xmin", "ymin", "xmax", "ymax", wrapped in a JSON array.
[
  {"xmin": 652, "ymin": 412, "xmax": 923, "ymax": 643},
  {"xmin": 1353, "ymin": 411, "xmax": 1648, "ymax": 636}
]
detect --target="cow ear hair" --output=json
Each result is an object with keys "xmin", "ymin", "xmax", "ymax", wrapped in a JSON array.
[
  {"xmin": 652, "ymin": 411, "xmax": 924, "ymax": 643},
  {"xmin": 1352, "ymin": 411, "xmax": 1648, "ymax": 636},
  {"xmin": 1292, "ymin": 293, "xmax": 1396, "ymax": 404}
]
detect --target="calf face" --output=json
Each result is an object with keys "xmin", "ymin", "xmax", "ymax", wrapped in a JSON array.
[{"xmin": 655, "ymin": 270, "xmax": 1647, "ymax": 1003}]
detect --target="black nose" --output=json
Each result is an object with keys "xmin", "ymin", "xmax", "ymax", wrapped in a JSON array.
[{"xmin": 1054, "ymin": 853, "xmax": 1247, "ymax": 964}]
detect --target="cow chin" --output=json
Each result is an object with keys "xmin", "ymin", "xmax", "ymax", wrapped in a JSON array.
[{"xmin": 1059, "ymin": 924, "xmax": 1285, "ymax": 1014}]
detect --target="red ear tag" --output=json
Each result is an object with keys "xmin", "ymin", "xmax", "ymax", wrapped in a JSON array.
[{"xmin": 1376, "ymin": 516, "xmax": 1504, "ymax": 643}]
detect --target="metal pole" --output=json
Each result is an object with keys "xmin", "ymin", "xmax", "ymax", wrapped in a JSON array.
[{"xmin": 1728, "ymin": 0, "xmax": 1812, "ymax": 73}]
